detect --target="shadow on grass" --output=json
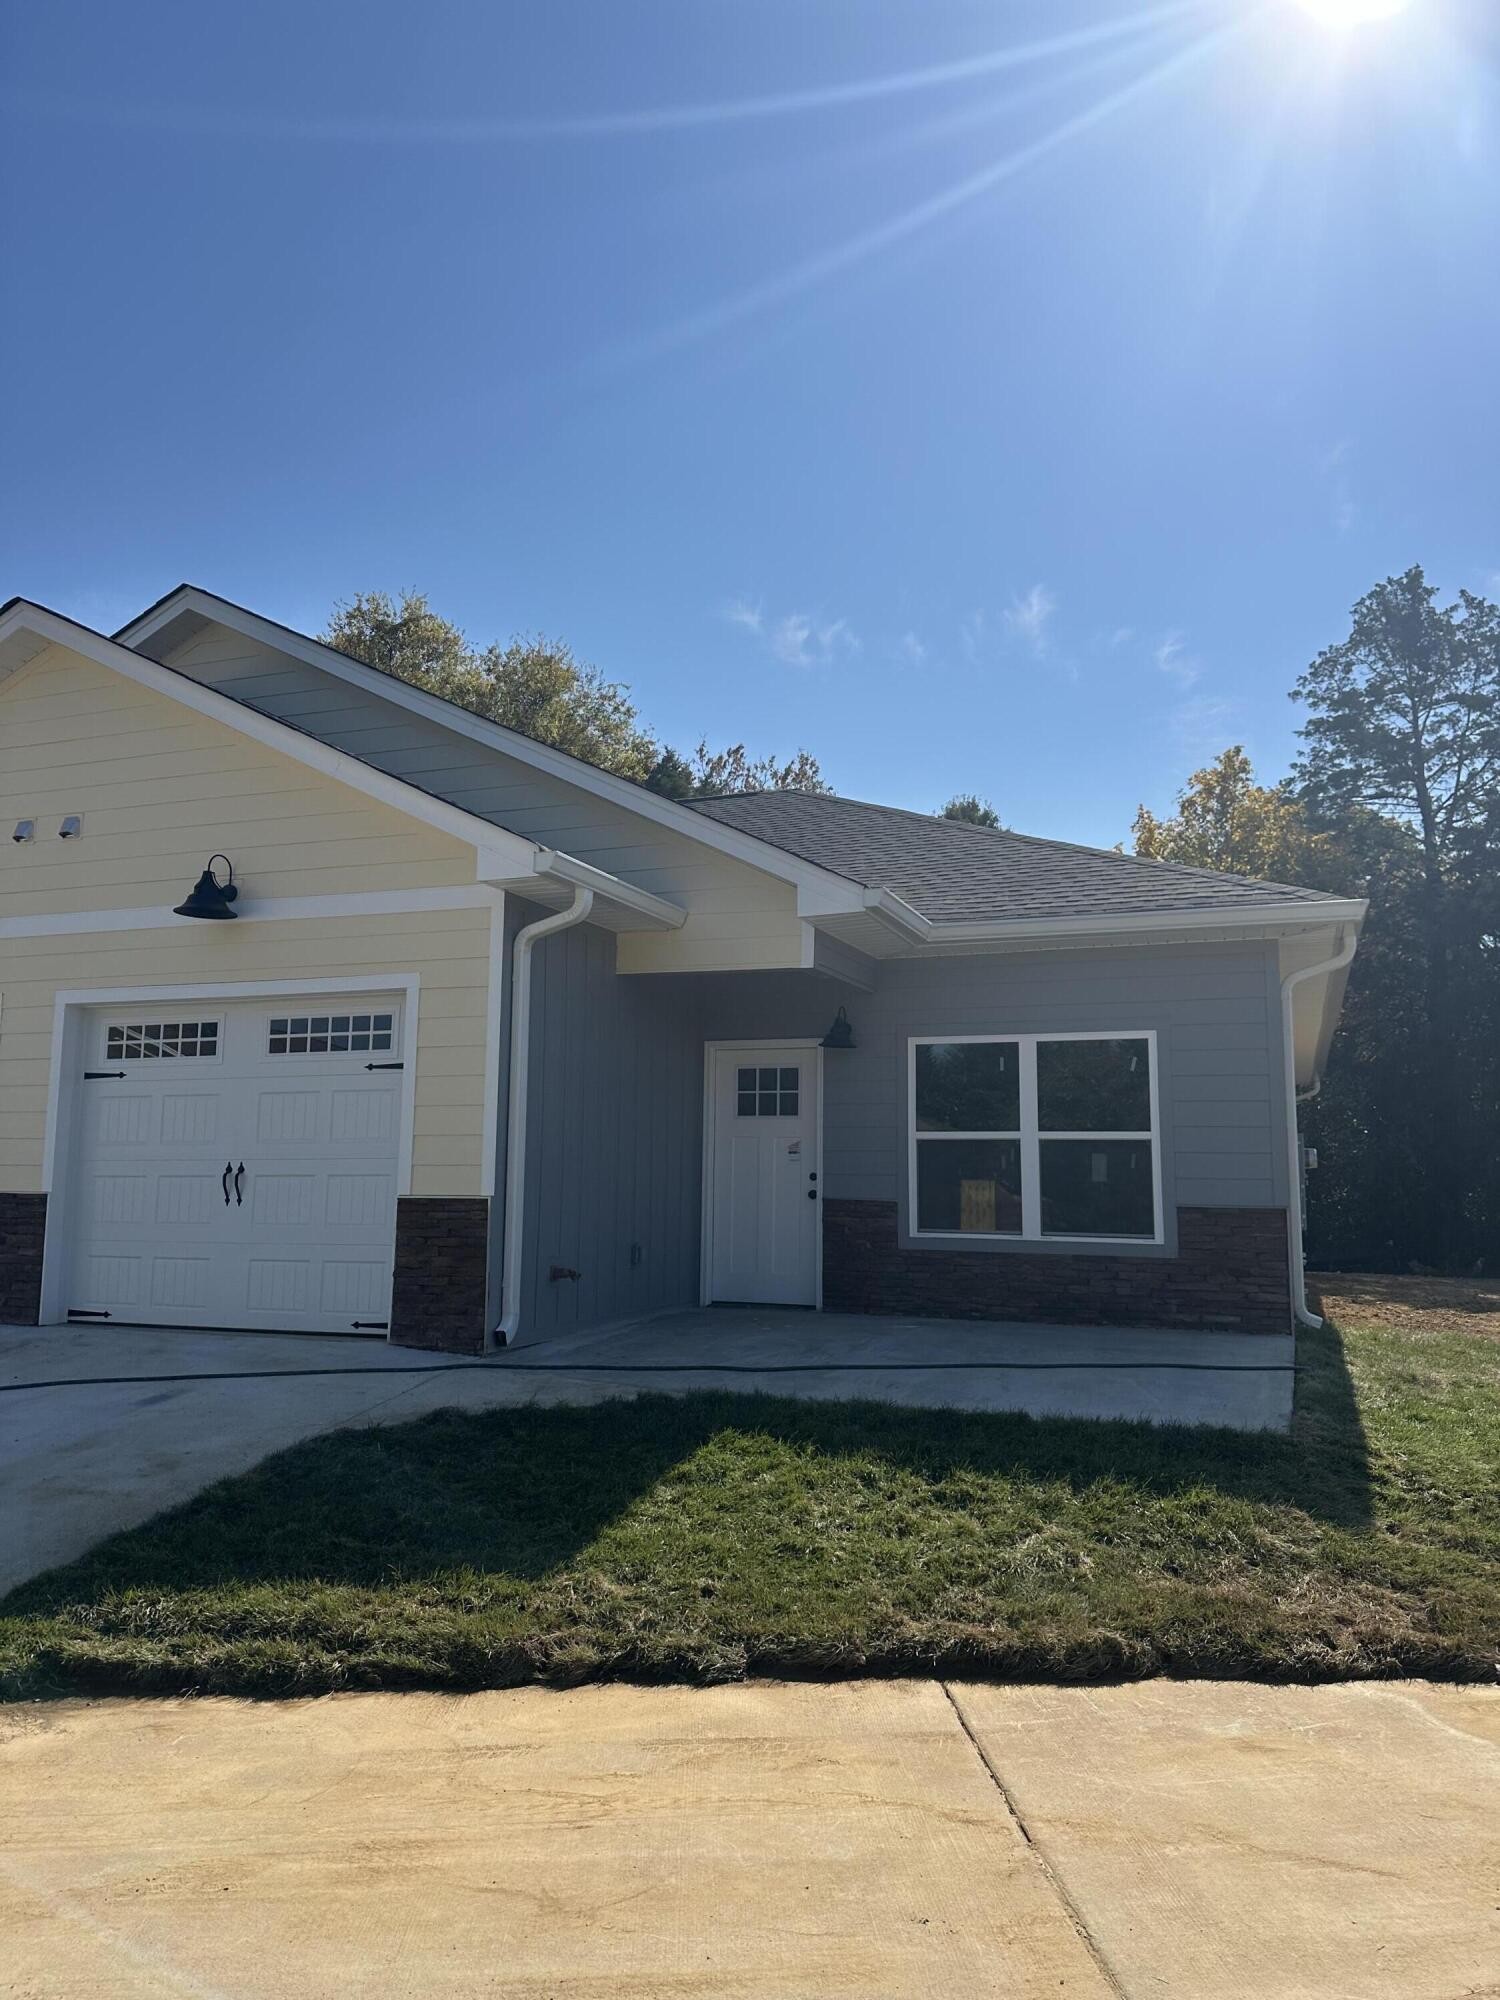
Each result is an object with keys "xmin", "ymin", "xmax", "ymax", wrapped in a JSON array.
[{"xmin": 1, "ymin": 1319, "xmax": 1375, "ymax": 1618}]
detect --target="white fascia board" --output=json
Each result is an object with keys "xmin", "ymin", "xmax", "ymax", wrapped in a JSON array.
[
  {"xmin": 0, "ymin": 602, "xmax": 542, "ymax": 883},
  {"xmin": 117, "ymin": 587, "xmax": 867, "ymax": 905},
  {"xmin": 922, "ymin": 898, "xmax": 1368, "ymax": 947}
]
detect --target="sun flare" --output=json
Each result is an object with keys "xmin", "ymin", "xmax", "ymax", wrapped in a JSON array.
[{"xmin": 1293, "ymin": 0, "xmax": 1413, "ymax": 27}]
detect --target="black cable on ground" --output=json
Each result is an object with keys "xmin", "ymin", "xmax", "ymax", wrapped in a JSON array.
[{"xmin": 1, "ymin": 1357, "xmax": 1296, "ymax": 1394}]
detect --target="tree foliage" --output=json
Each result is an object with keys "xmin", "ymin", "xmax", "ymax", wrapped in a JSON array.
[
  {"xmin": 940, "ymin": 793, "xmax": 1002, "ymax": 828},
  {"xmin": 1134, "ymin": 571, "xmax": 1500, "ymax": 1273},
  {"xmin": 1132, "ymin": 747, "xmax": 1333, "ymax": 884},
  {"xmin": 325, "ymin": 591, "xmax": 828, "ymax": 798}
]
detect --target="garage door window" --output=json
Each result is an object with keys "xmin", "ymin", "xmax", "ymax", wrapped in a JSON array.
[
  {"xmin": 267, "ymin": 1011, "xmax": 395, "ymax": 1056},
  {"xmin": 105, "ymin": 1020, "xmax": 220, "ymax": 1060}
]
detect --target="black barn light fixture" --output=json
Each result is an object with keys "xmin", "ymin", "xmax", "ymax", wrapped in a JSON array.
[
  {"xmin": 820, "ymin": 1005, "xmax": 855, "ymax": 1050},
  {"xmin": 174, "ymin": 854, "xmax": 240, "ymax": 920}
]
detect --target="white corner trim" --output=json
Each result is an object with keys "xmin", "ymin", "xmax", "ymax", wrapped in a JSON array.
[
  {"xmin": 480, "ymin": 894, "xmax": 507, "ymax": 1198},
  {"xmin": 114, "ymin": 587, "xmax": 868, "ymax": 903}
]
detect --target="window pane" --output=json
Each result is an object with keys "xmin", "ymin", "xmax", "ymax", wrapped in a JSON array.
[
  {"xmin": 779, "ymin": 1067, "xmax": 798, "ymax": 1090},
  {"xmin": 758, "ymin": 1092, "xmax": 778, "ymax": 1115},
  {"xmin": 916, "ymin": 1139, "xmax": 1022, "ymax": 1233},
  {"xmin": 778, "ymin": 1091, "xmax": 799, "ymax": 1115},
  {"xmin": 737, "ymin": 1092, "xmax": 757, "ymax": 1117},
  {"xmin": 737, "ymin": 1067, "xmax": 755, "ymax": 1092},
  {"xmin": 1040, "ymin": 1139, "xmax": 1154, "ymax": 1236},
  {"xmin": 1037, "ymin": 1038, "xmax": 1150, "ymax": 1132},
  {"xmin": 915, "ymin": 1042, "xmax": 1019, "ymax": 1133}
]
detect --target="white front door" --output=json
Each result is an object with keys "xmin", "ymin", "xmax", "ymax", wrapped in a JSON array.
[
  {"xmin": 707, "ymin": 1046, "xmax": 819, "ymax": 1307},
  {"xmin": 64, "ymin": 996, "xmax": 405, "ymax": 1334}
]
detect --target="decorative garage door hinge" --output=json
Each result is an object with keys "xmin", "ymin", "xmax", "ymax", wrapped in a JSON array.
[
  {"xmin": 351, "ymin": 1320, "xmax": 389, "ymax": 1330},
  {"xmin": 83, "ymin": 1070, "xmax": 126, "ymax": 1080},
  {"xmin": 364, "ymin": 1061, "xmax": 404, "ymax": 1071},
  {"xmin": 67, "ymin": 1309, "xmax": 112, "ymax": 1320}
]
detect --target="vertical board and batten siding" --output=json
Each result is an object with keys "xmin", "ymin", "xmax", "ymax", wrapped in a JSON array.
[
  {"xmin": 512, "ymin": 905, "xmax": 702, "ymax": 1338},
  {"xmin": 694, "ymin": 942, "xmax": 1291, "ymax": 1238},
  {"xmin": 154, "ymin": 624, "xmax": 810, "ymax": 974},
  {"xmin": 0, "ymin": 643, "xmax": 495, "ymax": 1199}
]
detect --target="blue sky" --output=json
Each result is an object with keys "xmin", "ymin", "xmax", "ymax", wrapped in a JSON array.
[{"xmin": 2, "ymin": 0, "xmax": 1495, "ymax": 846}]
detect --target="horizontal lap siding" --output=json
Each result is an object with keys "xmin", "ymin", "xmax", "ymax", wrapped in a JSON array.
[
  {"xmin": 0, "ymin": 644, "xmax": 495, "ymax": 1200},
  {"xmin": 693, "ymin": 947, "xmax": 1289, "ymax": 1219},
  {"xmin": 823, "ymin": 945, "xmax": 1289, "ymax": 1217},
  {"xmin": 160, "ymin": 628, "xmax": 809, "ymax": 974}
]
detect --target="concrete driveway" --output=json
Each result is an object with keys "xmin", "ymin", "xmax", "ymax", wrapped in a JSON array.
[
  {"xmin": 3, "ymin": 1679, "xmax": 1495, "ymax": 1999},
  {"xmin": 2, "ymin": 1310, "xmax": 1295, "ymax": 1595}
]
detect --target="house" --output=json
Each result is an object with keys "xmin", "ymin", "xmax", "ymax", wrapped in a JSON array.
[{"xmin": 0, "ymin": 586, "xmax": 1365, "ymax": 1355}]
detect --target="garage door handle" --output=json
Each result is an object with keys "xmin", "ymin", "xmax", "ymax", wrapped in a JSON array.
[
  {"xmin": 234, "ymin": 1162, "xmax": 245, "ymax": 1206},
  {"xmin": 222, "ymin": 1161, "xmax": 233, "ymax": 1206}
]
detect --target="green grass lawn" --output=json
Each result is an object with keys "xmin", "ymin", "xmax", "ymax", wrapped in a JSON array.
[{"xmin": 3, "ymin": 1279, "xmax": 1497, "ymax": 1697}]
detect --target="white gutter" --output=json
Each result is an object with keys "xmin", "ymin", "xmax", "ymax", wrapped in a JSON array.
[
  {"xmin": 494, "ymin": 885, "xmax": 594, "ymax": 1345},
  {"xmin": 1279, "ymin": 926, "xmax": 1359, "ymax": 1331}
]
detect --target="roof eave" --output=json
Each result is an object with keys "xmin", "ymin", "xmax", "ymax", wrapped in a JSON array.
[{"xmin": 907, "ymin": 899, "xmax": 1368, "ymax": 949}]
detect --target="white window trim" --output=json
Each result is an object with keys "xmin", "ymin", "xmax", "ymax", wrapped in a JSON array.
[{"xmin": 906, "ymin": 1030, "xmax": 1164, "ymax": 1248}]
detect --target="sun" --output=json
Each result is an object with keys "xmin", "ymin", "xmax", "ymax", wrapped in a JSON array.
[{"xmin": 1293, "ymin": 0, "xmax": 1413, "ymax": 25}]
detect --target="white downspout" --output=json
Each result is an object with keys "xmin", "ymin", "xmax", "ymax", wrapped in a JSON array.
[
  {"xmin": 1279, "ymin": 927, "xmax": 1358, "ymax": 1330},
  {"xmin": 495, "ymin": 885, "xmax": 594, "ymax": 1345}
]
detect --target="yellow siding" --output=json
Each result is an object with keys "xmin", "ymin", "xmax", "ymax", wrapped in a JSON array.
[
  {"xmin": 0, "ymin": 645, "xmax": 478, "ymax": 914},
  {"xmin": 1, "ymin": 644, "xmax": 494, "ymax": 1197}
]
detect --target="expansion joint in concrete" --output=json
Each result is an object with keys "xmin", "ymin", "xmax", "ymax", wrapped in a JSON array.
[{"xmin": 940, "ymin": 1679, "xmax": 1132, "ymax": 2000}]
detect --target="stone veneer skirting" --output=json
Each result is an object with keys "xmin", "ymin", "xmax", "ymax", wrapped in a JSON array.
[
  {"xmin": 822, "ymin": 1199, "xmax": 1291, "ymax": 1335},
  {"xmin": 390, "ymin": 1196, "xmax": 491, "ymax": 1354},
  {"xmin": 0, "ymin": 1191, "xmax": 47, "ymax": 1324}
]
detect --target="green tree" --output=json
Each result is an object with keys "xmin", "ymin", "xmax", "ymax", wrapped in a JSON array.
[
  {"xmin": 1292, "ymin": 568, "xmax": 1500, "ymax": 1270},
  {"xmin": 327, "ymin": 590, "xmax": 828, "ymax": 797},
  {"xmin": 326, "ymin": 592, "xmax": 658, "ymax": 780},
  {"xmin": 685, "ymin": 741, "xmax": 828, "ymax": 797},
  {"xmin": 1132, "ymin": 747, "xmax": 1333, "ymax": 883},
  {"xmin": 940, "ymin": 793, "xmax": 1001, "ymax": 828}
]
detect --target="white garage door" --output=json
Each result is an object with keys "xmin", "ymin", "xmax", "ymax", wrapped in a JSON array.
[{"xmin": 65, "ymin": 996, "xmax": 405, "ymax": 1334}]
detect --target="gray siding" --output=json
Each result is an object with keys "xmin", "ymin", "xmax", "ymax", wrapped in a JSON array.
[
  {"xmin": 698, "ymin": 942, "xmax": 1290, "ymax": 1251},
  {"xmin": 514, "ymin": 916, "xmax": 703, "ymax": 1340}
]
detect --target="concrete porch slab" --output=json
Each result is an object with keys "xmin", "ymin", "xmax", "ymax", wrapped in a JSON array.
[{"xmin": 2, "ymin": 1308, "xmax": 1293, "ymax": 1595}]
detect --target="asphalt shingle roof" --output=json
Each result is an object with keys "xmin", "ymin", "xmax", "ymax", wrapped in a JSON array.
[{"xmin": 687, "ymin": 792, "xmax": 1338, "ymax": 924}]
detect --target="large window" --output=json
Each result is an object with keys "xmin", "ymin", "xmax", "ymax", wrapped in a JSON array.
[{"xmin": 910, "ymin": 1033, "xmax": 1160, "ymax": 1243}]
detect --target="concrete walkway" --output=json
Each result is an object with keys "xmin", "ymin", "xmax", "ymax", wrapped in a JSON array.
[
  {"xmin": 2, "ymin": 1311, "xmax": 1294, "ymax": 1595},
  {"xmin": 2, "ymin": 1680, "xmax": 1494, "ymax": 1998}
]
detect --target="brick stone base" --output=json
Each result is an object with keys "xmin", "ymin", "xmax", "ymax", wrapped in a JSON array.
[
  {"xmin": 0, "ymin": 1192, "xmax": 47, "ymax": 1324},
  {"xmin": 822, "ymin": 1199, "xmax": 1291, "ymax": 1335},
  {"xmin": 390, "ymin": 1197, "xmax": 491, "ymax": 1354}
]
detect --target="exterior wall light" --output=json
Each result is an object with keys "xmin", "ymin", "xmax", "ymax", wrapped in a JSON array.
[
  {"xmin": 174, "ymin": 854, "xmax": 240, "ymax": 920},
  {"xmin": 12, "ymin": 820, "xmax": 34, "ymax": 843},
  {"xmin": 820, "ymin": 1006, "xmax": 856, "ymax": 1050}
]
